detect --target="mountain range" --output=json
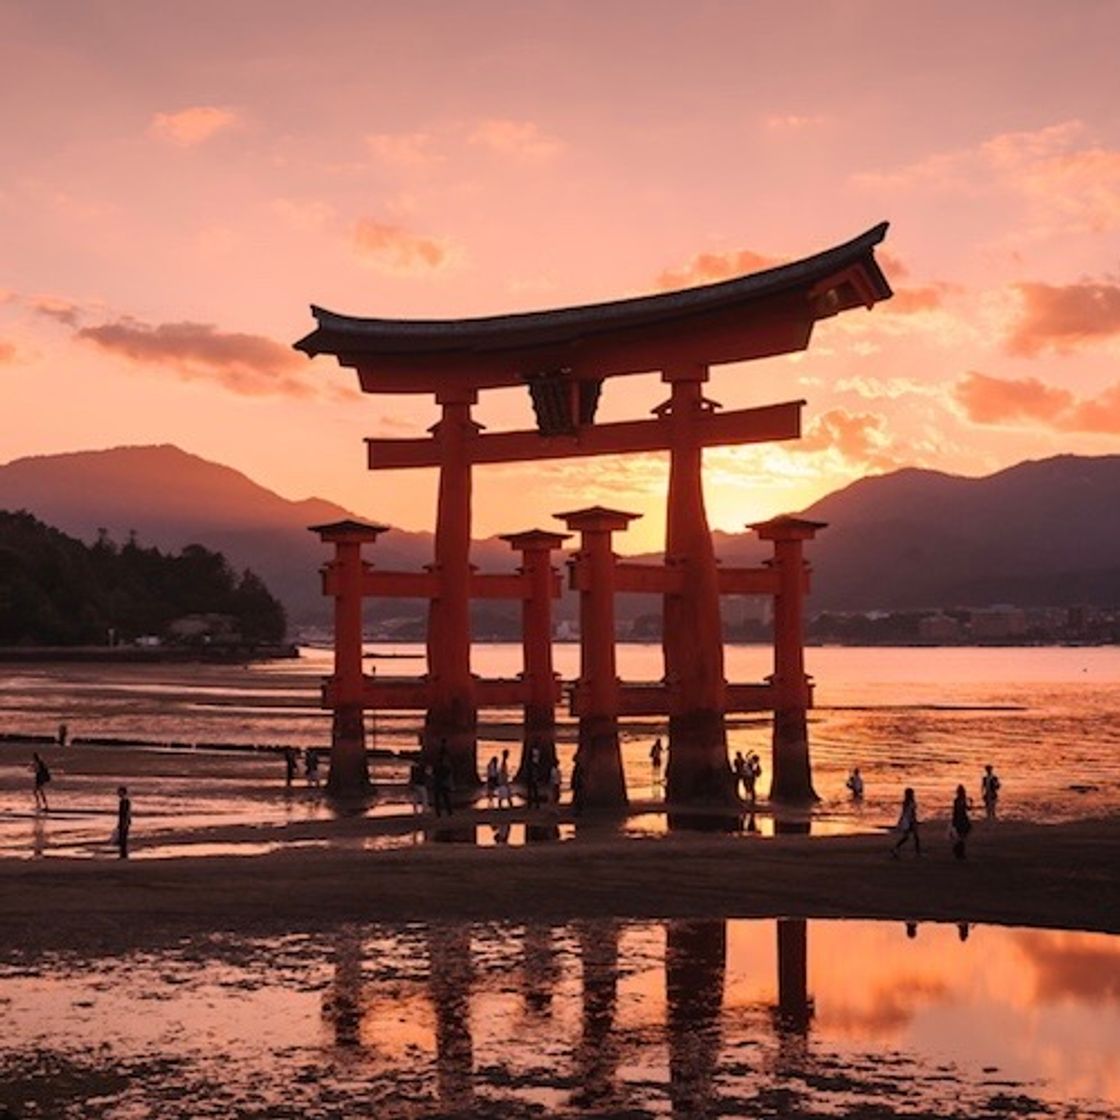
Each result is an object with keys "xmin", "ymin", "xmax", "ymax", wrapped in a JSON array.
[{"xmin": 1, "ymin": 445, "xmax": 1117, "ymax": 625}]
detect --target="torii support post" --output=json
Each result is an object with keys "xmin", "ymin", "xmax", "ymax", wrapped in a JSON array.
[
  {"xmin": 424, "ymin": 388, "xmax": 481, "ymax": 788},
  {"xmin": 500, "ymin": 529, "xmax": 569, "ymax": 778},
  {"xmin": 662, "ymin": 366, "xmax": 736, "ymax": 807},
  {"xmin": 558, "ymin": 506, "xmax": 637, "ymax": 810},
  {"xmin": 310, "ymin": 519, "xmax": 389, "ymax": 794},
  {"xmin": 752, "ymin": 515, "xmax": 827, "ymax": 804}
]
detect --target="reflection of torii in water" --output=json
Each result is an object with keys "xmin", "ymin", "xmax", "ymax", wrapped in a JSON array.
[
  {"xmin": 572, "ymin": 920, "xmax": 621, "ymax": 1109},
  {"xmin": 427, "ymin": 924, "xmax": 476, "ymax": 1112},
  {"xmin": 667, "ymin": 919, "xmax": 727, "ymax": 1119}
]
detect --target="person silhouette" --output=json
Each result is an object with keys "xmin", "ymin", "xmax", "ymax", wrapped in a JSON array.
[
  {"xmin": 950, "ymin": 784, "xmax": 972, "ymax": 860},
  {"xmin": 31, "ymin": 753, "xmax": 51, "ymax": 812},
  {"xmin": 846, "ymin": 767, "xmax": 864, "ymax": 801},
  {"xmin": 116, "ymin": 786, "xmax": 132, "ymax": 859},
  {"xmin": 981, "ymin": 764, "xmax": 1001, "ymax": 820},
  {"xmin": 890, "ymin": 788, "xmax": 921, "ymax": 858}
]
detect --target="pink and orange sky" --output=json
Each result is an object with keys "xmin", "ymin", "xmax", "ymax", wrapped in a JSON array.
[{"xmin": 2, "ymin": 1, "xmax": 1119, "ymax": 550}]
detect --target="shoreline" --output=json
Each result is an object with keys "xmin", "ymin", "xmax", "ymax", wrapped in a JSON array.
[{"xmin": 2, "ymin": 812, "xmax": 1117, "ymax": 955}]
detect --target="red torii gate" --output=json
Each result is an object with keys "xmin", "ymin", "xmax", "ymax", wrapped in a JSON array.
[{"xmin": 298, "ymin": 223, "xmax": 892, "ymax": 803}]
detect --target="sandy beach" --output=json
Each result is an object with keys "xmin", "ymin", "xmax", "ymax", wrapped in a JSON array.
[{"xmin": 3, "ymin": 809, "xmax": 1117, "ymax": 957}]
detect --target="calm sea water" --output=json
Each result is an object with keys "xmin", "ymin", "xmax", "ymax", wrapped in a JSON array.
[
  {"xmin": 1, "ymin": 645, "xmax": 1119, "ymax": 828},
  {"xmin": 2, "ymin": 917, "xmax": 1117, "ymax": 1118}
]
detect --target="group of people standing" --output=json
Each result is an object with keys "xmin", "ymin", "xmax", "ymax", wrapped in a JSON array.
[{"xmin": 890, "ymin": 764, "xmax": 1002, "ymax": 860}]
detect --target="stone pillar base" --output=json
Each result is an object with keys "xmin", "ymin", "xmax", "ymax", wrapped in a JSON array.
[
  {"xmin": 424, "ymin": 705, "xmax": 479, "ymax": 794},
  {"xmin": 665, "ymin": 710, "xmax": 737, "ymax": 806},
  {"xmin": 769, "ymin": 707, "xmax": 819, "ymax": 804},
  {"xmin": 328, "ymin": 704, "xmax": 371, "ymax": 794},
  {"xmin": 577, "ymin": 716, "xmax": 628, "ymax": 809}
]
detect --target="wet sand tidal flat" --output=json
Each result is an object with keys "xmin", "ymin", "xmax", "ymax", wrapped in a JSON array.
[{"xmin": 2, "ymin": 647, "xmax": 1119, "ymax": 1116}]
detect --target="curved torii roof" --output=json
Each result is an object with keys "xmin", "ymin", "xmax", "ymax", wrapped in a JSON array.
[{"xmin": 295, "ymin": 222, "xmax": 892, "ymax": 393}]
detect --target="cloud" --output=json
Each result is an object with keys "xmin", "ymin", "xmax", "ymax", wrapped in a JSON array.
[
  {"xmin": 76, "ymin": 318, "xmax": 316, "ymax": 398},
  {"xmin": 955, "ymin": 370, "xmax": 1120, "ymax": 434},
  {"xmin": 764, "ymin": 113, "xmax": 828, "ymax": 130},
  {"xmin": 28, "ymin": 295, "xmax": 84, "ymax": 326},
  {"xmin": 353, "ymin": 220, "xmax": 457, "ymax": 275},
  {"xmin": 954, "ymin": 370, "xmax": 1071, "ymax": 424},
  {"xmin": 1005, "ymin": 281, "xmax": 1120, "ymax": 356},
  {"xmin": 366, "ymin": 131, "xmax": 442, "ymax": 169},
  {"xmin": 876, "ymin": 251, "xmax": 910, "ymax": 281},
  {"xmin": 469, "ymin": 118, "xmax": 564, "ymax": 162},
  {"xmin": 884, "ymin": 285, "xmax": 946, "ymax": 314},
  {"xmin": 655, "ymin": 248, "xmax": 782, "ymax": 291},
  {"xmin": 795, "ymin": 408, "xmax": 899, "ymax": 470},
  {"xmin": 148, "ymin": 106, "xmax": 239, "ymax": 147},
  {"xmin": 856, "ymin": 120, "xmax": 1120, "ymax": 236},
  {"xmin": 0, "ymin": 339, "xmax": 16, "ymax": 363}
]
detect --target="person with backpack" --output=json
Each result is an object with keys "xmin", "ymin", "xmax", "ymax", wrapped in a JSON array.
[{"xmin": 31, "ymin": 753, "xmax": 51, "ymax": 812}]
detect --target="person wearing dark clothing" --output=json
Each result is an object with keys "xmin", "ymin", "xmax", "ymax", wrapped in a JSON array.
[
  {"xmin": 432, "ymin": 745, "xmax": 454, "ymax": 817},
  {"xmin": 116, "ymin": 786, "xmax": 131, "ymax": 859},
  {"xmin": 57, "ymin": 722, "xmax": 68, "ymax": 748},
  {"xmin": 526, "ymin": 741, "xmax": 542, "ymax": 809},
  {"xmin": 890, "ymin": 787, "xmax": 921, "ymax": 858},
  {"xmin": 950, "ymin": 784, "xmax": 972, "ymax": 860},
  {"xmin": 571, "ymin": 754, "xmax": 585, "ymax": 816},
  {"xmin": 304, "ymin": 748, "xmax": 320, "ymax": 787},
  {"xmin": 31, "ymin": 753, "xmax": 51, "ymax": 812},
  {"xmin": 284, "ymin": 747, "xmax": 298, "ymax": 787}
]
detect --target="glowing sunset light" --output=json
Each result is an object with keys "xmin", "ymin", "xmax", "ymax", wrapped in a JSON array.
[{"xmin": 1, "ymin": 1, "xmax": 1117, "ymax": 546}]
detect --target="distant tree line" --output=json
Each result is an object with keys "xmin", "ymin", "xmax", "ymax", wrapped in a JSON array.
[{"xmin": 0, "ymin": 510, "xmax": 286, "ymax": 646}]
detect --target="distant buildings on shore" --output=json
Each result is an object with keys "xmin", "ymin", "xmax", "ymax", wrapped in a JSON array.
[{"xmin": 297, "ymin": 601, "xmax": 1119, "ymax": 647}]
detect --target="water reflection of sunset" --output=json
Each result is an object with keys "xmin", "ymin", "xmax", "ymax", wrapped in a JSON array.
[{"xmin": 3, "ymin": 919, "xmax": 1117, "ymax": 1117}]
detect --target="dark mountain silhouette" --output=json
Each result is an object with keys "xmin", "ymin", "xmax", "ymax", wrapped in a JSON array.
[
  {"xmin": 0, "ymin": 446, "xmax": 509, "ymax": 624},
  {"xmin": 622, "ymin": 454, "xmax": 1120, "ymax": 612},
  {"xmin": 2, "ymin": 446, "xmax": 1118, "ymax": 624}
]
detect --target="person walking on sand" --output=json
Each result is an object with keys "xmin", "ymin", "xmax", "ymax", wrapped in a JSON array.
[
  {"xmin": 408, "ymin": 757, "xmax": 429, "ymax": 814},
  {"xmin": 846, "ymin": 767, "xmax": 864, "ymax": 802},
  {"xmin": 57, "ymin": 722, "xmax": 68, "ymax": 748},
  {"xmin": 981, "ymin": 764, "xmax": 1001, "ymax": 820},
  {"xmin": 650, "ymin": 737, "xmax": 663, "ymax": 778},
  {"xmin": 304, "ymin": 747, "xmax": 320, "ymax": 787},
  {"xmin": 31, "ymin": 752, "xmax": 51, "ymax": 812},
  {"xmin": 432, "ymin": 743, "xmax": 454, "ymax": 817},
  {"xmin": 526, "ymin": 740, "xmax": 543, "ymax": 809},
  {"xmin": 485, "ymin": 754, "xmax": 499, "ymax": 807},
  {"xmin": 497, "ymin": 749, "xmax": 513, "ymax": 809},
  {"xmin": 284, "ymin": 747, "xmax": 298, "ymax": 787},
  {"xmin": 116, "ymin": 786, "xmax": 131, "ymax": 859},
  {"xmin": 890, "ymin": 787, "xmax": 921, "ymax": 858},
  {"xmin": 733, "ymin": 751, "xmax": 747, "ymax": 798},
  {"xmin": 950, "ymin": 784, "xmax": 972, "ymax": 860},
  {"xmin": 743, "ymin": 752, "xmax": 762, "ymax": 807}
]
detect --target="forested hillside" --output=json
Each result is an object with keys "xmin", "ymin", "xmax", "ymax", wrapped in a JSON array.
[{"xmin": 0, "ymin": 510, "xmax": 286, "ymax": 646}]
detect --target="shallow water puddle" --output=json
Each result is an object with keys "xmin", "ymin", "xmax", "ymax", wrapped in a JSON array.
[{"xmin": 3, "ymin": 919, "xmax": 1117, "ymax": 1118}]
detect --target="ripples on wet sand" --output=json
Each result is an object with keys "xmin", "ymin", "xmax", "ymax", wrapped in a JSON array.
[{"xmin": 2, "ymin": 918, "xmax": 1117, "ymax": 1119}]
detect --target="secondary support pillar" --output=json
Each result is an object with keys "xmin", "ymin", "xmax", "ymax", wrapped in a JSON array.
[
  {"xmin": 424, "ymin": 389, "xmax": 481, "ymax": 789},
  {"xmin": 310, "ymin": 519, "xmax": 388, "ymax": 794},
  {"xmin": 558, "ymin": 506, "xmax": 637, "ymax": 810},
  {"xmin": 661, "ymin": 366, "xmax": 735, "ymax": 806},
  {"xmin": 752, "ymin": 516, "xmax": 826, "ymax": 804},
  {"xmin": 500, "ymin": 529, "xmax": 569, "ymax": 779}
]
